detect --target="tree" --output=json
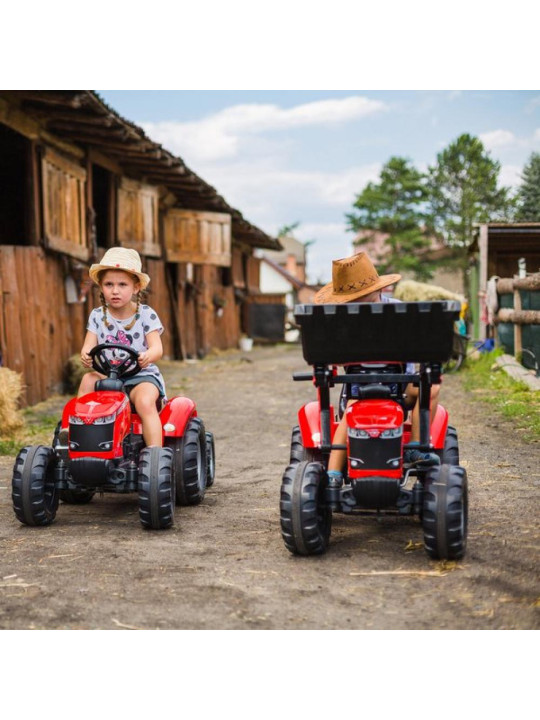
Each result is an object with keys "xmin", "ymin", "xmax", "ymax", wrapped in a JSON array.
[
  {"xmin": 277, "ymin": 221, "xmax": 300, "ymax": 238},
  {"xmin": 346, "ymin": 156, "xmax": 435, "ymax": 280},
  {"xmin": 428, "ymin": 134, "xmax": 514, "ymax": 257},
  {"xmin": 515, "ymin": 152, "xmax": 540, "ymax": 221}
]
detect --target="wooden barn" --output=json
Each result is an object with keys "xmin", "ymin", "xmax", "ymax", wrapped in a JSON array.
[{"xmin": 0, "ymin": 91, "xmax": 281, "ymax": 406}]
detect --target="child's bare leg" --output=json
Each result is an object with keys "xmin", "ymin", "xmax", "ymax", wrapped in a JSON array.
[
  {"xmin": 77, "ymin": 372, "xmax": 105, "ymax": 397},
  {"xmin": 406, "ymin": 384, "xmax": 440, "ymax": 442},
  {"xmin": 327, "ymin": 399, "xmax": 356, "ymax": 484},
  {"xmin": 130, "ymin": 383, "xmax": 162, "ymax": 447},
  {"xmin": 328, "ymin": 415, "xmax": 348, "ymax": 472}
]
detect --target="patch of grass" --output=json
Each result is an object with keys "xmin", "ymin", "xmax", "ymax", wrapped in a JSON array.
[{"xmin": 462, "ymin": 350, "xmax": 540, "ymax": 442}]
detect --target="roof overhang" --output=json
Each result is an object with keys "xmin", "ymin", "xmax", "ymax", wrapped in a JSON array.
[{"xmin": 4, "ymin": 90, "xmax": 281, "ymax": 251}]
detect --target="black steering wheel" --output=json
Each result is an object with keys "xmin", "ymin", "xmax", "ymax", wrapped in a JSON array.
[{"xmin": 89, "ymin": 343, "xmax": 140, "ymax": 379}]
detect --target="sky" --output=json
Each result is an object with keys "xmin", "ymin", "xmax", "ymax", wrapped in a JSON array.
[{"xmin": 98, "ymin": 90, "xmax": 540, "ymax": 284}]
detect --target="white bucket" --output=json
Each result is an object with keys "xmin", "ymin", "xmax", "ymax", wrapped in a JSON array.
[{"xmin": 239, "ymin": 337, "xmax": 253, "ymax": 352}]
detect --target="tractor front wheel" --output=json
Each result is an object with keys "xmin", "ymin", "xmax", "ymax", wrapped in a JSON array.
[
  {"xmin": 422, "ymin": 464, "xmax": 468, "ymax": 559},
  {"xmin": 280, "ymin": 460, "xmax": 331, "ymax": 556},
  {"xmin": 138, "ymin": 446, "xmax": 174, "ymax": 530},
  {"xmin": 12, "ymin": 446, "xmax": 59, "ymax": 526}
]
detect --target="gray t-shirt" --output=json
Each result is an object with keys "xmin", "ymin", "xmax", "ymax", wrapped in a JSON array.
[{"xmin": 87, "ymin": 304, "xmax": 165, "ymax": 394}]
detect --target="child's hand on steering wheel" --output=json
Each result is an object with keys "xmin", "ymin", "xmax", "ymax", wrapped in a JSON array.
[
  {"xmin": 138, "ymin": 351, "xmax": 151, "ymax": 369},
  {"xmin": 81, "ymin": 351, "xmax": 92, "ymax": 368}
]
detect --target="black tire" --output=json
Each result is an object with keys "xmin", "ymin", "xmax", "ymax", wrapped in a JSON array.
[
  {"xmin": 165, "ymin": 417, "xmax": 207, "ymax": 506},
  {"xmin": 437, "ymin": 425, "xmax": 459, "ymax": 466},
  {"xmin": 138, "ymin": 446, "xmax": 174, "ymax": 529},
  {"xmin": 289, "ymin": 425, "xmax": 323, "ymax": 465},
  {"xmin": 60, "ymin": 488, "xmax": 96, "ymax": 504},
  {"xmin": 422, "ymin": 464, "xmax": 468, "ymax": 560},
  {"xmin": 280, "ymin": 460, "xmax": 331, "ymax": 556},
  {"xmin": 205, "ymin": 431, "xmax": 215, "ymax": 487},
  {"xmin": 12, "ymin": 446, "xmax": 59, "ymax": 526}
]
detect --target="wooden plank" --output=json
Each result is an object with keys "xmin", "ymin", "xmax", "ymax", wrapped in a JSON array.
[
  {"xmin": 41, "ymin": 147, "xmax": 89, "ymax": 260},
  {"xmin": 164, "ymin": 208, "xmax": 232, "ymax": 266},
  {"xmin": 0, "ymin": 248, "xmax": 25, "ymax": 377}
]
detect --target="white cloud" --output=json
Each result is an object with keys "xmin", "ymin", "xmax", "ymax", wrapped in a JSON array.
[
  {"xmin": 479, "ymin": 129, "xmax": 517, "ymax": 150},
  {"xmin": 534, "ymin": 128, "xmax": 540, "ymax": 143},
  {"xmin": 141, "ymin": 95, "xmax": 387, "ymax": 163},
  {"xmin": 500, "ymin": 164, "xmax": 523, "ymax": 188}
]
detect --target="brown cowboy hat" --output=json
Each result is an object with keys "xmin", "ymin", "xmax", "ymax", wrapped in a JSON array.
[
  {"xmin": 314, "ymin": 252, "xmax": 401, "ymax": 304},
  {"xmin": 89, "ymin": 247, "xmax": 150, "ymax": 290}
]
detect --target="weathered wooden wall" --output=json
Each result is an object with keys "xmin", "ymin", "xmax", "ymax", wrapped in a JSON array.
[{"xmin": 0, "ymin": 246, "xmax": 89, "ymax": 405}]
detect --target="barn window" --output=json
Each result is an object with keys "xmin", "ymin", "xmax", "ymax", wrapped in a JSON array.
[
  {"xmin": 117, "ymin": 178, "xmax": 160, "ymax": 257},
  {"xmin": 41, "ymin": 147, "xmax": 88, "ymax": 260},
  {"xmin": 164, "ymin": 209, "xmax": 231, "ymax": 266}
]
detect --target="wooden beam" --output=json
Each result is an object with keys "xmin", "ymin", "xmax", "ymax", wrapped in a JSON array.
[
  {"xmin": 46, "ymin": 123, "xmax": 131, "ymax": 140},
  {"xmin": 19, "ymin": 92, "xmax": 87, "ymax": 108},
  {"xmin": 30, "ymin": 109, "xmax": 116, "ymax": 126},
  {"xmin": 495, "ymin": 308, "xmax": 540, "ymax": 325}
]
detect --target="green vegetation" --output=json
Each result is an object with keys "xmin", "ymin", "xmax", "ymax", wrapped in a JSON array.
[
  {"xmin": 515, "ymin": 151, "xmax": 540, "ymax": 221},
  {"xmin": 462, "ymin": 350, "xmax": 540, "ymax": 442},
  {"xmin": 0, "ymin": 407, "xmax": 62, "ymax": 456}
]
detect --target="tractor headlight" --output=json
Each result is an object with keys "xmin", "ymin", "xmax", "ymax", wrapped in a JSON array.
[
  {"xmin": 348, "ymin": 428, "xmax": 370, "ymax": 439},
  {"xmin": 68, "ymin": 416, "xmax": 84, "ymax": 425},
  {"xmin": 93, "ymin": 411, "xmax": 118, "ymax": 425},
  {"xmin": 380, "ymin": 427, "xmax": 403, "ymax": 438}
]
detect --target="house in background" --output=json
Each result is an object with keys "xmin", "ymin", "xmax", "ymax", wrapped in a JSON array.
[
  {"xmin": 0, "ymin": 90, "xmax": 280, "ymax": 405},
  {"xmin": 253, "ymin": 235, "xmax": 317, "ymax": 341},
  {"xmin": 259, "ymin": 234, "xmax": 308, "ymax": 283}
]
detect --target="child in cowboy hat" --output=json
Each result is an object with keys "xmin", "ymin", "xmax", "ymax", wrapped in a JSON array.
[
  {"xmin": 313, "ymin": 252, "xmax": 441, "ymax": 487},
  {"xmin": 78, "ymin": 247, "xmax": 166, "ymax": 448}
]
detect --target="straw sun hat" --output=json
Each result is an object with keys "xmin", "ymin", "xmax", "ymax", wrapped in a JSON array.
[
  {"xmin": 314, "ymin": 252, "xmax": 401, "ymax": 304},
  {"xmin": 89, "ymin": 247, "xmax": 150, "ymax": 290}
]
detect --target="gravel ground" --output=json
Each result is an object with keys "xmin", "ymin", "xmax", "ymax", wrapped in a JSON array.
[{"xmin": 0, "ymin": 344, "xmax": 538, "ymax": 629}]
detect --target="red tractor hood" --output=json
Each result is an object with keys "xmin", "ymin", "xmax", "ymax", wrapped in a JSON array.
[{"xmin": 65, "ymin": 391, "xmax": 128, "ymax": 425}]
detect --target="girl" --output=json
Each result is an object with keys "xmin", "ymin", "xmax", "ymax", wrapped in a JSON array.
[{"xmin": 78, "ymin": 247, "xmax": 166, "ymax": 448}]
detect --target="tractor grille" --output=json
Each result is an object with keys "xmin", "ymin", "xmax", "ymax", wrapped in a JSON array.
[
  {"xmin": 69, "ymin": 423, "xmax": 114, "ymax": 453},
  {"xmin": 349, "ymin": 437, "xmax": 401, "ymax": 471}
]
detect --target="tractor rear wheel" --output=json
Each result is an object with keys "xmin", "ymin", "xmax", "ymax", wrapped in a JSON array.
[
  {"xmin": 437, "ymin": 425, "xmax": 459, "ymax": 466},
  {"xmin": 205, "ymin": 431, "xmax": 215, "ymax": 487},
  {"xmin": 165, "ymin": 417, "xmax": 207, "ymax": 506},
  {"xmin": 289, "ymin": 425, "xmax": 323, "ymax": 465}
]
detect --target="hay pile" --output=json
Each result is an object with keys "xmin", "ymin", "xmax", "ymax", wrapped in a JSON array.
[
  {"xmin": 0, "ymin": 367, "xmax": 24, "ymax": 439},
  {"xmin": 65, "ymin": 354, "xmax": 88, "ymax": 394},
  {"xmin": 394, "ymin": 279, "xmax": 465, "ymax": 303}
]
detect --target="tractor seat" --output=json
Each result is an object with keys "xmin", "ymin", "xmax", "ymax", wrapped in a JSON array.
[{"xmin": 95, "ymin": 378, "xmax": 125, "ymax": 392}]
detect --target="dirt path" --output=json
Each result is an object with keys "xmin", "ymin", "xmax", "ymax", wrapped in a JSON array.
[{"xmin": 1, "ymin": 344, "xmax": 538, "ymax": 629}]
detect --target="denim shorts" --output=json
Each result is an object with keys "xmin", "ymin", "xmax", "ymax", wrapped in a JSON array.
[{"xmin": 123, "ymin": 375, "xmax": 165, "ymax": 398}]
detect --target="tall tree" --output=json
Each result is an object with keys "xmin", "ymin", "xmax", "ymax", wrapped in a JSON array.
[
  {"xmin": 428, "ymin": 133, "xmax": 514, "ymax": 256},
  {"xmin": 346, "ymin": 156, "xmax": 435, "ymax": 280},
  {"xmin": 515, "ymin": 152, "xmax": 540, "ymax": 221}
]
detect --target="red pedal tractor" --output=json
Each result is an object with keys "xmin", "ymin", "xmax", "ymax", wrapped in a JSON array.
[
  {"xmin": 12, "ymin": 343, "xmax": 215, "ymax": 530},
  {"xmin": 280, "ymin": 301, "xmax": 467, "ymax": 559}
]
